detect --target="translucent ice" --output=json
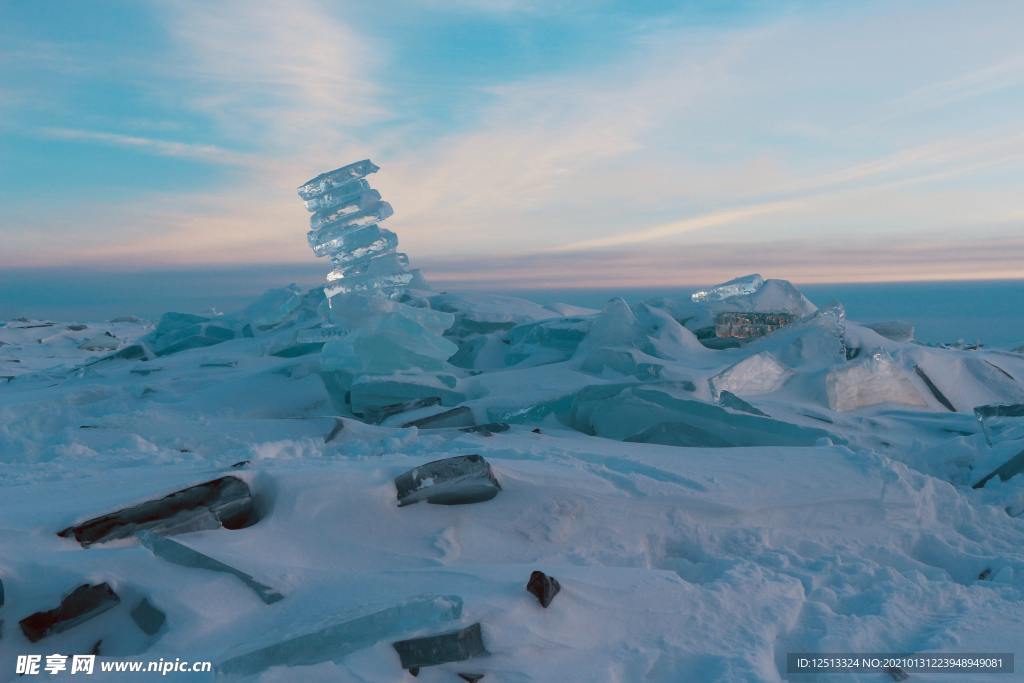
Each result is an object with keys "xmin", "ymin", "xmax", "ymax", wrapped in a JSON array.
[
  {"xmin": 691, "ymin": 274, "xmax": 764, "ymax": 303},
  {"xmin": 217, "ymin": 594, "xmax": 464, "ymax": 677},
  {"xmin": 138, "ymin": 532, "xmax": 283, "ymax": 605},
  {"xmin": 710, "ymin": 352, "xmax": 792, "ymax": 398},
  {"xmin": 298, "ymin": 159, "xmax": 411, "ymax": 301},
  {"xmin": 825, "ymin": 353, "xmax": 927, "ymax": 411}
]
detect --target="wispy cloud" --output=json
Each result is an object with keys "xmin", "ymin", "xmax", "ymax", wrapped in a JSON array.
[{"xmin": 36, "ymin": 127, "xmax": 252, "ymax": 165}]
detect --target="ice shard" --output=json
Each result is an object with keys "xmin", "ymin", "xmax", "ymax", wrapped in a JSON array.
[
  {"xmin": 218, "ymin": 595, "xmax": 464, "ymax": 677},
  {"xmin": 130, "ymin": 598, "xmax": 167, "ymax": 636},
  {"xmin": 691, "ymin": 274, "xmax": 765, "ymax": 303},
  {"xmin": 19, "ymin": 583, "xmax": 120, "ymax": 643},
  {"xmin": 392, "ymin": 622, "xmax": 488, "ymax": 672},
  {"xmin": 298, "ymin": 159, "xmax": 411, "ymax": 302},
  {"xmin": 395, "ymin": 455, "xmax": 502, "ymax": 506},
  {"xmin": 58, "ymin": 476, "xmax": 256, "ymax": 547},
  {"xmin": 138, "ymin": 532, "xmax": 283, "ymax": 605}
]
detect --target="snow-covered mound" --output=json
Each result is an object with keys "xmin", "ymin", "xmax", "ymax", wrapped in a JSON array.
[{"xmin": 2, "ymin": 275, "xmax": 1024, "ymax": 681}]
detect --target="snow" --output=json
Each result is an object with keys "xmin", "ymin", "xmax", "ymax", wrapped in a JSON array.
[{"xmin": 3, "ymin": 273, "xmax": 1024, "ymax": 681}]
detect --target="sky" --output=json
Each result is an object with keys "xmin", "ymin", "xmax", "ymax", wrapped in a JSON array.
[{"xmin": 1, "ymin": 0, "xmax": 1023, "ymax": 288}]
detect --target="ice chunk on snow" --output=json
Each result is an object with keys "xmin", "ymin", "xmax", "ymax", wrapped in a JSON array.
[
  {"xmin": 691, "ymin": 274, "xmax": 764, "ymax": 303},
  {"xmin": 710, "ymin": 352, "xmax": 792, "ymax": 398},
  {"xmin": 130, "ymin": 598, "xmax": 166, "ymax": 636},
  {"xmin": 58, "ymin": 476, "xmax": 256, "ymax": 547},
  {"xmin": 395, "ymin": 454, "xmax": 501, "ymax": 506},
  {"xmin": 825, "ymin": 353, "xmax": 928, "ymax": 411},
  {"xmin": 218, "ymin": 594, "xmax": 463, "ymax": 677},
  {"xmin": 20, "ymin": 583, "xmax": 120, "ymax": 642},
  {"xmin": 138, "ymin": 532, "xmax": 283, "ymax": 605},
  {"xmin": 392, "ymin": 622, "xmax": 488, "ymax": 672}
]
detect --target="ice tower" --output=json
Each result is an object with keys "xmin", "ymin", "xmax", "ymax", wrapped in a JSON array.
[
  {"xmin": 297, "ymin": 161, "xmax": 463, "ymax": 419},
  {"xmin": 298, "ymin": 159, "xmax": 413, "ymax": 301}
]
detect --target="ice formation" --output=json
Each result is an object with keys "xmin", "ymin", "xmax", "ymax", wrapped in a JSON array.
[
  {"xmin": 691, "ymin": 273, "xmax": 765, "ymax": 303},
  {"xmin": 4, "ymin": 158, "xmax": 1024, "ymax": 680},
  {"xmin": 298, "ymin": 160, "xmax": 412, "ymax": 300}
]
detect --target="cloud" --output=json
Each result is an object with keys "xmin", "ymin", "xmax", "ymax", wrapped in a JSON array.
[{"xmin": 36, "ymin": 127, "xmax": 252, "ymax": 165}]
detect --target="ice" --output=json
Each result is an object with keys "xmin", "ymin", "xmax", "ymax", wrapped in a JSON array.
[
  {"xmin": 19, "ymin": 583, "xmax": 120, "ymax": 643},
  {"xmin": 395, "ymin": 454, "xmax": 502, "ymax": 506},
  {"xmin": 825, "ymin": 353, "xmax": 928, "ymax": 411},
  {"xmin": 78, "ymin": 332, "xmax": 119, "ymax": 351},
  {"xmin": 145, "ymin": 312, "xmax": 236, "ymax": 357},
  {"xmin": 570, "ymin": 384, "xmax": 835, "ymax": 447},
  {"xmin": 975, "ymin": 403, "xmax": 1024, "ymax": 445},
  {"xmin": 865, "ymin": 320, "xmax": 915, "ymax": 342},
  {"xmin": 238, "ymin": 285, "xmax": 305, "ymax": 332},
  {"xmin": 402, "ymin": 406, "xmax": 476, "ymax": 429},
  {"xmin": 129, "ymin": 598, "xmax": 166, "ymax": 636},
  {"xmin": 718, "ymin": 390, "xmax": 768, "ymax": 416},
  {"xmin": 973, "ymin": 446, "xmax": 1024, "ymax": 489},
  {"xmin": 913, "ymin": 364, "xmax": 956, "ymax": 411},
  {"xmin": 691, "ymin": 274, "xmax": 765, "ymax": 303},
  {"xmin": 710, "ymin": 352, "xmax": 792, "ymax": 397},
  {"xmin": 58, "ymin": 476, "xmax": 256, "ymax": 547},
  {"xmin": 526, "ymin": 570, "xmax": 561, "ymax": 608},
  {"xmin": 217, "ymin": 595, "xmax": 464, "ymax": 677},
  {"xmin": 348, "ymin": 375, "xmax": 465, "ymax": 418},
  {"xmin": 297, "ymin": 159, "xmax": 380, "ymax": 201},
  {"xmin": 506, "ymin": 316, "xmax": 591, "ymax": 367},
  {"xmin": 138, "ymin": 532, "xmax": 283, "ymax": 605},
  {"xmin": 298, "ymin": 159, "xmax": 412, "ymax": 302},
  {"xmin": 392, "ymin": 622, "xmax": 488, "ymax": 672}
]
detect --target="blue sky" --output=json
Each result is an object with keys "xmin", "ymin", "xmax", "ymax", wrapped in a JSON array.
[{"xmin": 1, "ymin": 0, "xmax": 1022, "ymax": 287}]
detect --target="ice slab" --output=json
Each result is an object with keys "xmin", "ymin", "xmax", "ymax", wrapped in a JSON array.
[
  {"xmin": 913, "ymin": 365, "xmax": 956, "ymax": 412},
  {"xmin": 570, "ymin": 384, "xmax": 834, "ymax": 447},
  {"xmin": 239, "ymin": 285, "xmax": 305, "ymax": 332},
  {"xmin": 363, "ymin": 396, "xmax": 442, "ymax": 425},
  {"xmin": 402, "ymin": 406, "xmax": 476, "ymax": 429},
  {"xmin": 146, "ymin": 312, "xmax": 236, "ymax": 357},
  {"xmin": 20, "ymin": 583, "xmax": 120, "ymax": 643},
  {"xmin": 975, "ymin": 403, "xmax": 1024, "ymax": 445},
  {"xmin": 691, "ymin": 274, "xmax": 764, "ymax": 303},
  {"xmin": 526, "ymin": 570, "xmax": 561, "ymax": 608},
  {"xmin": 298, "ymin": 159, "xmax": 379, "ymax": 201},
  {"xmin": 130, "ymin": 598, "xmax": 166, "ymax": 636},
  {"xmin": 138, "ymin": 532, "xmax": 283, "ymax": 605},
  {"xmin": 393, "ymin": 622, "xmax": 487, "ymax": 672},
  {"xmin": 298, "ymin": 159, "xmax": 412, "ymax": 301},
  {"xmin": 506, "ymin": 317, "xmax": 591, "ymax": 367},
  {"xmin": 395, "ymin": 455, "xmax": 501, "ymax": 506},
  {"xmin": 58, "ymin": 476, "xmax": 256, "ymax": 547},
  {"xmin": 826, "ymin": 354, "xmax": 928, "ymax": 412},
  {"xmin": 973, "ymin": 447, "xmax": 1024, "ymax": 489},
  {"xmin": 79, "ymin": 332, "xmax": 119, "ymax": 351},
  {"xmin": 218, "ymin": 594, "xmax": 463, "ymax": 677},
  {"xmin": 710, "ymin": 352, "xmax": 791, "ymax": 397},
  {"xmin": 865, "ymin": 320, "xmax": 915, "ymax": 342},
  {"xmin": 718, "ymin": 390, "xmax": 768, "ymax": 417},
  {"xmin": 349, "ymin": 375, "xmax": 464, "ymax": 418}
]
